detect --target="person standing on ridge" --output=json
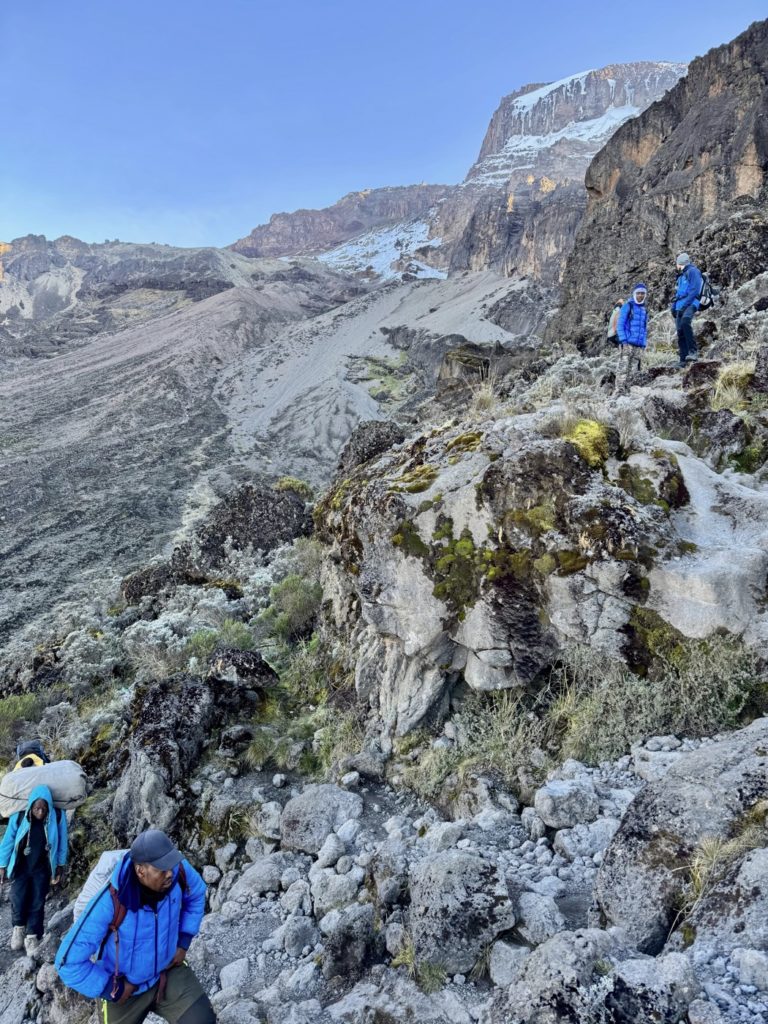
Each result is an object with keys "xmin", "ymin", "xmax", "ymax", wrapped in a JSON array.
[
  {"xmin": 0, "ymin": 784, "xmax": 67, "ymax": 956},
  {"xmin": 55, "ymin": 829, "xmax": 215, "ymax": 1024},
  {"xmin": 672, "ymin": 252, "xmax": 703, "ymax": 367},
  {"xmin": 615, "ymin": 283, "xmax": 648, "ymax": 391}
]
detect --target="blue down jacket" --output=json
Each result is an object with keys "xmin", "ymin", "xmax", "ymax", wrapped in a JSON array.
[
  {"xmin": 0, "ymin": 784, "xmax": 67, "ymax": 878},
  {"xmin": 55, "ymin": 853, "xmax": 206, "ymax": 1000},
  {"xmin": 617, "ymin": 299, "xmax": 648, "ymax": 348},
  {"xmin": 674, "ymin": 264, "xmax": 703, "ymax": 312}
]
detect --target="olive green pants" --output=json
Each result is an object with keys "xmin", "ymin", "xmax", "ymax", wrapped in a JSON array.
[{"xmin": 102, "ymin": 965, "xmax": 215, "ymax": 1024}]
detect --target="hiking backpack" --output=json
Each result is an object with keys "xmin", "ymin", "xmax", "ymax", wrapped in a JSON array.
[
  {"xmin": 606, "ymin": 301, "xmax": 633, "ymax": 345},
  {"xmin": 698, "ymin": 272, "xmax": 717, "ymax": 310}
]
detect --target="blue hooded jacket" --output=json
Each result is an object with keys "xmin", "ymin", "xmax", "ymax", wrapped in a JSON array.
[
  {"xmin": 0, "ymin": 784, "xmax": 67, "ymax": 878},
  {"xmin": 55, "ymin": 853, "xmax": 206, "ymax": 1000},
  {"xmin": 617, "ymin": 298, "xmax": 648, "ymax": 348},
  {"xmin": 674, "ymin": 264, "xmax": 703, "ymax": 312}
]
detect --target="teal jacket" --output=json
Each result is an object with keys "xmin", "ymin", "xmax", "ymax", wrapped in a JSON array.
[{"xmin": 0, "ymin": 784, "xmax": 68, "ymax": 878}]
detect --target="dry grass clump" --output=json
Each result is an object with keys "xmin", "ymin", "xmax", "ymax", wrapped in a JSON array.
[
  {"xmin": 551, "ymin": 637, "xmax": 761, "ymax": 764},
  {"xmin": 468, "ymin": 370, "xmax": 500, "ymax": 418},
  {"xmin": 401, "ymin": 689, "xmax": 552, "ymax": 803},
  {"xmin": 711, "ymin": 360, "xmax": 754, "ymax": 412}
]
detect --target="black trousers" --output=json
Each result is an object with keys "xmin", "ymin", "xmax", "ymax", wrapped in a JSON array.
[
  {"xmin": 10, "ymin": 866, "xmax": 50, "ymax": 938},
  {"xmin": 676, "ymin": 308, "xmax": 697, "ymax": 361}
]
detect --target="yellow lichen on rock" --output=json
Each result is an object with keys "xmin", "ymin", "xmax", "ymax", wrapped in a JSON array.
[{"xmin": 564, "ymin": 419, "xmax": 610, "ymax": 469}]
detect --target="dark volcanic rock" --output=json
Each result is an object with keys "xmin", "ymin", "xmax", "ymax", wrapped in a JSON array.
[
  {"xmin": 172, "ymin": 484, "xmax": 312, "ymax": 577},
  {"xmin": 336, "ymin": 421, "xmax": 406, "ymax": 477},
  {"xmin": 112, "ymin": 675, "xmax": 216, "ymax": 841}
]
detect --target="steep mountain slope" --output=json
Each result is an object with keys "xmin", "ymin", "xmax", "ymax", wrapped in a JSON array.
[
  {"xmin": 0, "ymin": 235, "xmax": 347, "ymax": 359},
  {"xmin": 0, "ymin": 266, "xmax": 521, "ymax": 653},
  {"xmin": 0, "ymin": 260, "xmax": 363, "ymax": 649},
  {"xmin": 551, "ymin": 18, "xmax": 768, "ymax": 349}
]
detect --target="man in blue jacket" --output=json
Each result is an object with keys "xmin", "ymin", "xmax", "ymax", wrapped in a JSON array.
[
  {"xmin": 672, "ymin": 252, "xmax": 703, "ymax": 367},
  {"xmin": 56, "ymin": 830, "xmax": 215, "ymax": 1024},
  {"xmin": 615, "ymin": 283, "xmax": 648, "ymax": 390},
  {"xmin": 0, "ymin": 784, "xmax": 67, "ymax": 956}
]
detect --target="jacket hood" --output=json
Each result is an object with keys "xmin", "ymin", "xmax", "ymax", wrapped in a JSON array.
[{"xmin": 27, "ymin": 784, "xmax": 54, "ymax": 815}]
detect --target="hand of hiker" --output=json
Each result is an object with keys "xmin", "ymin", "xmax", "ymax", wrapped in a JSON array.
[
  {"xmin": 0, "ymin": 868, "xmax": 5, "ymax": 882},
  {"xmin": 116, "ymin": 980, "xmax": 138, "ymax": 1005},
  {"xmin": 52, "ymin": 869, "xmax": 63, "ymax": 886},
  {"xmin": 168, "ymin": 946, "xmax": 186, "ymax": 969}
]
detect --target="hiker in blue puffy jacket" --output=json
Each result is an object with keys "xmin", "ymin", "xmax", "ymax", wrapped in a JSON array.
[
  {"xmin": 56, "ymin": 830, "xmax": 215, "ymax": 1024},
  {"xmin": 615, "ymin": 283, "xmax": 648, "ymax": 390},
  {"xmin": 671, "ymin": 252, "xmax": 703, "ymax": 366},
  {"xmin": 0, "ymin": 784, "xmax": 67, "ymax": 956}
]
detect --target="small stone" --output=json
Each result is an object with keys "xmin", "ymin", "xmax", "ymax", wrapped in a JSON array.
[
  {"xmin": 272, "ymin": 774, "xmax": 287, "ymax": 788},
  {"xmin": 219, "ymin": 957, "xmax": 249, "ymax": 993},
  {"xmin": 202, "ymin": 865, "xmax": 222, "ymax": 885},
  {"xmin": 454, "ymin": 974, "xmax": 466, "ymax": 985},
  {"xmin": 214, "ymin": 843, "xmax": 238, "ymax": 871},
  {"xmin": 341, "ymin": 771, "xmax": 360, "ymax": 788}
]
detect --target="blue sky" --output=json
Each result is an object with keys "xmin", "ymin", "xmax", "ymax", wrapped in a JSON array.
[{"xmin": 1, "ymin": 1, "xmax": 764, "ymax": 247}]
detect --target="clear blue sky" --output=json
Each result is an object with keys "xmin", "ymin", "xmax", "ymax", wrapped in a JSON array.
[{"xmin": 1, "ymin": 1, "xmax": 764, "ymax": 248}]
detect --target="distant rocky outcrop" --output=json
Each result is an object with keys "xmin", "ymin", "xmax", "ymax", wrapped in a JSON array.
[
  {"xmin": 229, "ymin": 185, "xmax": 453, "ymax": 259},
  {"xmin": 551, "ymin": 18, "xmax": 768, "ymax": 350}
]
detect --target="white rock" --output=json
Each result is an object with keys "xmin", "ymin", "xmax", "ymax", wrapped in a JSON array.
[
  {"xmin": 516, "ymin": 892, "xmax": 566, "ymax": 946},
  {"xmin": 316, "ymin": 833, "xmax": 346, "ymax": 869},
  {"xmin": 534, "ymin": 780, "xmax": 599, "ymax": 829},
  {"xmin": 202, "ymin": 865, "xmax": 222, "ymax": 885},
  {"xmin": 732, "ymin": 948, "xmax": 768, "ymax": 991},
  {"xmin": 214, "ymin": 843, "xmax": 237, "ymax": 871},
  {"xmin": 489, "ymin": 941, "xmax": 531, "ymax": 988},
  {"xmin": 219, "ymin": 957, "xmax": 249, "ymax": 993},
  {"xmin": 337, "ymin": 819, "xmax": 362, "ymax": 845},
  {"xmin": 341, "ymin": 771, "xmax": 361, "ymax": 788}
]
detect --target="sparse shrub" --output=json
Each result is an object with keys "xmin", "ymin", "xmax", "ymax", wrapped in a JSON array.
[
  {"xmin": 671, "ymin": 804, "xmax": 768, "ymax": 938},
  {"xmin": 402, "ymin": 690, "xmax": 552, "ymax": 803},
  {"xmin": 274, "ymin": 476, "xmax": 315, "ymax": 502},
  {"xmin": 416, "ymin": 960, "xmax": 448, "ymax": 993},
  {"xmin": 255, "ymin": 574, "xmax": 322, "ymax": 642},
  {"xmin": 315, "ymin": 706, "xmax": 366, "ymax": 776},
  {"xmin": 0, "ymin": 694, "xmax": 42, "ymax": 758},
  {"xmin": 187, "ymin": 618, "xmax": 254, "ymax": 662},
  {"xmin": 391, "ymin": 936, "xmax": 417, "ymax": 978}
]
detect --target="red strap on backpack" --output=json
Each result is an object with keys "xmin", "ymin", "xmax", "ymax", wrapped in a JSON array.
[{"xmin": 98, "ymin": 884, "xmax": 128, "ymax": 997}]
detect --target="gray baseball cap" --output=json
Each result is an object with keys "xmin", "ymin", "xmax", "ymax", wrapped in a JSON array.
[{"xmin": 130, "ymin": 829, "xmax": 183, "ymax": 871}]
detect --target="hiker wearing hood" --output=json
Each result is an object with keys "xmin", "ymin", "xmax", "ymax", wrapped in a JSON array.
[
  {"xmin": 56, "ymin": 829, "xmax": 214, "ymax": 1024},
  {"xmin": 615, "ymin": 284, "xmax": 648, "ymax": 390},
  {"xmin": 0, "ymin": 784, "xmax": 67, "ymax": 955}
]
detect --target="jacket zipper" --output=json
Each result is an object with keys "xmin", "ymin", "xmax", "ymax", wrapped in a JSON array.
[{"xmin": 154, "ymin": 910, "xmax": 159, "ymax": 976}]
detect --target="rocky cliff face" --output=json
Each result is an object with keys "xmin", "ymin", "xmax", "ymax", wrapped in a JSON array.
[
  {"xmin": 552, "ymin": 18, "xmax": 768, "ymax": 349},
  {"xmin": 433, "ymin": 62, "xmax": 686, "ymax": 281},
  {"xmin": 229, "ymin": 185, "xmax": 453, "ymax": 259},
  {"xmin": 467, "ymin": 63, "xmax": 686, "ymax": 188}
]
